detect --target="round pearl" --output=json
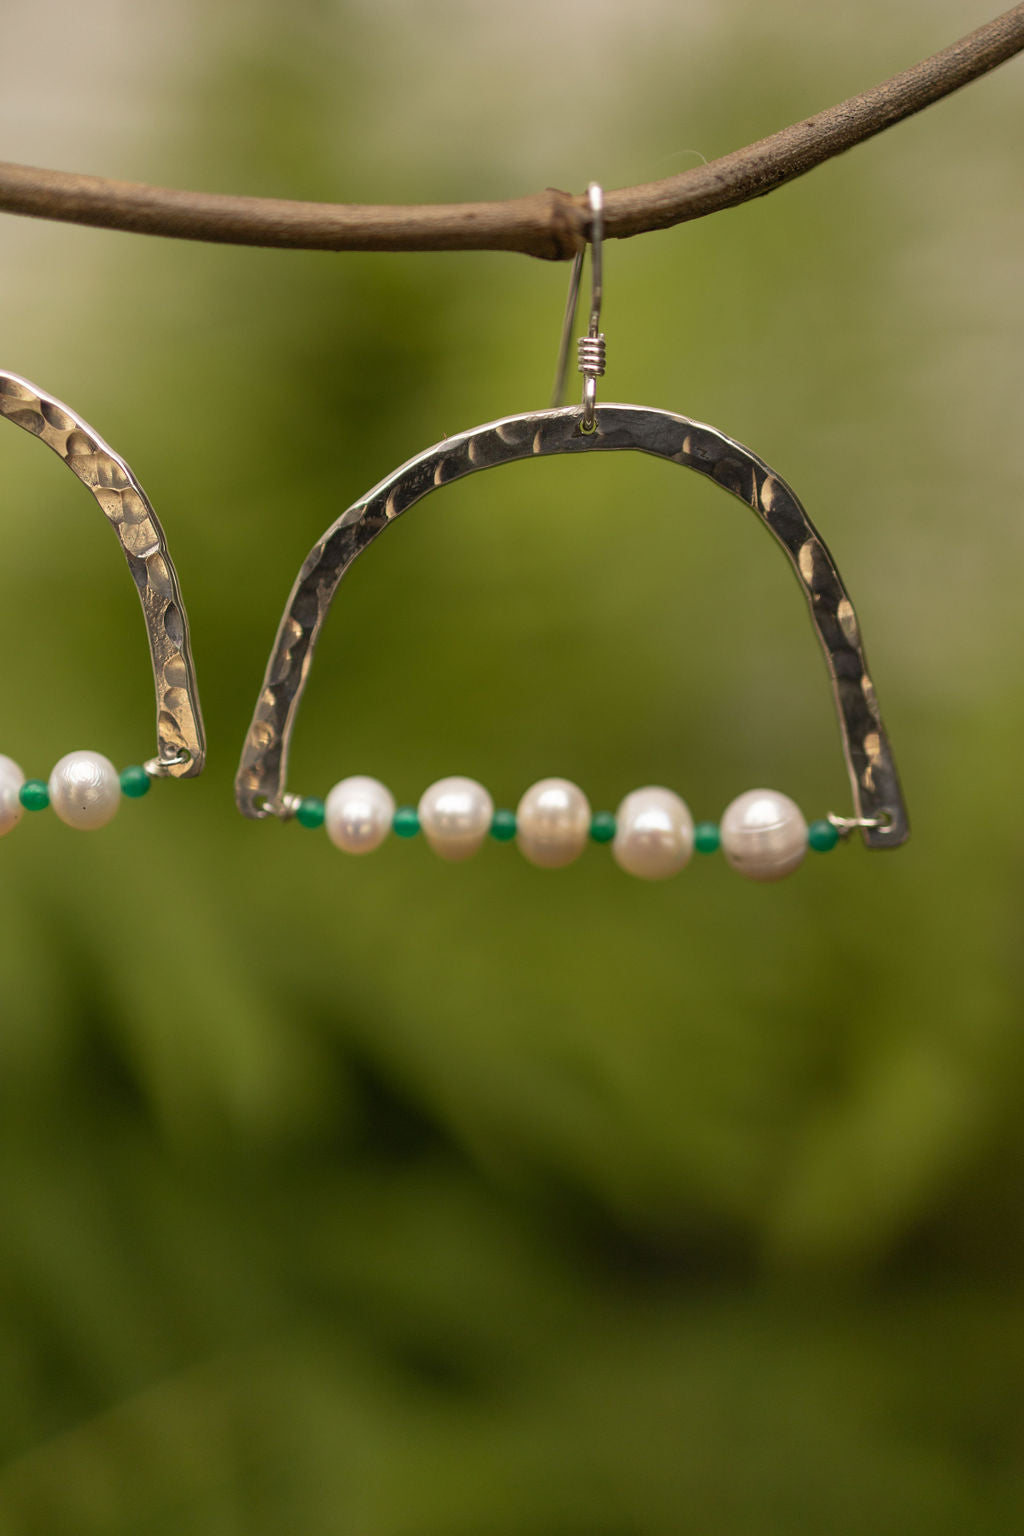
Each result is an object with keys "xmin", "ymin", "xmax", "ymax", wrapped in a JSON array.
[
  {"xmin": 612, "ymin": 786, "xmax": 694, "ymax": 880},
  {"xmin": 324, "ymin": 775, "xmax": 394, "ymax": 854},
  {"xmin": 0, "ymin": 754, "xmax": 24, "ymax": 836},
  {"xmin": 720, "ymin": 788, "xmax": 807, "ymax": 882},
  {"xmin": 48, "ymin": 750, "xmax": 121, "ymax": 830},
  {"xmin": 418, "ymin": 776, "xmax": 493, "ymax": 862},
  {"xmin": 516, "ymin": 778, "xmax": 591, "ymax": 869}
]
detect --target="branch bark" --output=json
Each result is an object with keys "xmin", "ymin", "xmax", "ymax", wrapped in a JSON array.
[{"xmin": 1, "ymin": 5, "xmax": 1022, "ymax": 260}]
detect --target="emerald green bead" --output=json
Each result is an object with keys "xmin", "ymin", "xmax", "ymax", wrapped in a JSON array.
[
  {"xmin": 489, "ymin": 809, "xmax": 517, "ymax": 842},
  {"xmin": 808, "ymin": 818, "xmax": 839, "ymax": 852},
  {"xmin": 295, "ymin": 797, "xmax": 325, "ymax": 829},
  {"xmin": 119, "ymin": 765, "xmax": 151, "ymax": 799},
  {"xmin": 19, "ymin": 780, "xmax": 49, "ymax": 812},
  {"xmin": 393, "ymin": 806, "xmax": 420, "ymax": 838},
  {"xmin": 694, "ymin": 821, "xmax": 720, "ymax": 854},
  {"xmin": 589, "ymin": 812, "xmax": 616, "ymax": 844}
]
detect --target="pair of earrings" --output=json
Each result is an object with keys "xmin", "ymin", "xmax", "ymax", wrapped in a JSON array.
[{"xmin": 1, "ymin": 187, "xmax": 908, "ymax": 881}]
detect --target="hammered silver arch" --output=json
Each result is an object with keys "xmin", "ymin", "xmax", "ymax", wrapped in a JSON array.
[
  {"xmin": 0, "ymin": 370, "xmax": 204, "ymax": 777},
  {"xmin": 236, "ymin": 403, "xmax": 907, "ymax": 848}
]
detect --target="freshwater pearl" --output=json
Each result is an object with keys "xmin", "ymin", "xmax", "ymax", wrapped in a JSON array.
[
  {"xmin": 324, "ymin": 775, "xmax": 394, "ymax": 854},
  {"xmin": 418, "ymin": 776, "xmax": 493, "ymax": 862},
  {"xmin": 516, "ymin": 778, "xmax": 591, "ymax": 868},
  {"xmin": 612, "ymin": 786, "xmax": 694, "ymax": 880},
  {"xmin": 48, "ymin": 750, "xmax": 121, "ymax": 830},
  {"xmin": 720, "ymin": 788, "xmax": 807, "ymax": 882},
  {"xmin": 0, "ymin": 754, "xmax": 24, "ymax": 836}
]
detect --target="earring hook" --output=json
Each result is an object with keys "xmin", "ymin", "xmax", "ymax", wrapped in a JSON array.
[{"xmin": 550, "ymin": 183, "xmax": 606, "ymax": 431}]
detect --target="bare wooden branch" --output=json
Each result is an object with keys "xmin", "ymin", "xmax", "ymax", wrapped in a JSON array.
[{"xmin": 1, "ymin": 5, "xmax": 1022, "ymax": 260}]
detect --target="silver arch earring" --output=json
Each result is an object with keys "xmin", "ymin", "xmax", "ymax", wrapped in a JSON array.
[
  {"xmin": 236, "ymin": 186, "xmax": 908, "ymax": 882},
  {"xmin": 0, "ymin": 371, "xmax": 205, "ymax": 832}
]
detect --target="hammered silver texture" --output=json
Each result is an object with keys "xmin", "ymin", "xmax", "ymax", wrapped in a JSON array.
[
  {"xmin": 236, "ymin": 404, "xmax": 908, "ymax": 848},
  {"xmin": 0, "ymin": 370, "xmax": 204, "ymax": 777}
]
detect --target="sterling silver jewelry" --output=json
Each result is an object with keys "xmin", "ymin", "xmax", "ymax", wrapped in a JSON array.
[
  {"xmin": 236, "ymin": 186, "xmax": 908, "ymax": 881},
  {"xmin": 0, "ymin": 371, "xmax": 205, "ymax": 832}
]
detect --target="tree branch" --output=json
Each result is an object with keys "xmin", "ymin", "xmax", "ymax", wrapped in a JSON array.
[{"xmin": 1, "ymin": 5, "xmax": 1022, "ymax": 260}]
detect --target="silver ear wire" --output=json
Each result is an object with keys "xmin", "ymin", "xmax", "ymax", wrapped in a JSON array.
[{"xmin": 551, "ymin": 183, "xmax": 605, "ymax": 432}]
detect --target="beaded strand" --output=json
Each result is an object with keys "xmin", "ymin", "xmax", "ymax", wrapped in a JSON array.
[
  {"xmin": 287, "ymin": 775, "xmax": 843, "ymax": 882},
  {"xmin": 0, "ymin": 751, "xmax": 155, "ymax": 834}
]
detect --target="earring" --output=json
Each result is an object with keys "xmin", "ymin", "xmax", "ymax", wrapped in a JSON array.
[
  {"xmin": 0, "ymin": 371, "xmax": 205, "ymax": 832},
  {"xmin": 235, "ymin": 186, "xmax": 908, "ymax": 882}
]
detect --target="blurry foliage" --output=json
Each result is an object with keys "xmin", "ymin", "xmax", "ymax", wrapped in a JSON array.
[{"xmin": 1, "ymin": 1, "xmax": 1023, "ymax": 1531}]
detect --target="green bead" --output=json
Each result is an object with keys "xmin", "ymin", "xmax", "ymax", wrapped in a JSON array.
[
  {"xmin": 295, "ymin": 797, "xmax": 325, "ymax": 829},
  {"xmin": 694, "ymin": 821, "xmax": 720, "ymax": 854},
  {"xmin": 808, "ymin": 818, "xmax": 839, "ymax": 852},
  {"xmin": 393, "ymin": 806, "xmax": 420, "ymax": 838},
  {"xmin": 119, "ymin": 765, "xmax": 151, "ymax": 799},
  {"xmin": 19, "ymin": 780, "xmax": 49, "ymax": 812},
  {"xmin": 589, "ymin": 812, "xmax": 616, "ymax": 844},
  {"xmin": 489, "ymin": 809, "xmax": 517, "ymax": 842}
]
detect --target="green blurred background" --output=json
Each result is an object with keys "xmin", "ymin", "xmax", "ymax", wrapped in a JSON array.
[{"xmin": 1, "ymin": 1, "xmax": 1022, "ymax": 1530}]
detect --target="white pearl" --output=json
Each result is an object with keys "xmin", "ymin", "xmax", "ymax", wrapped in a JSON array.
[
  {"xmin": 612, "ymin": 786, "xmax": 694, "ymax": 880},
  {"xmin": 0, "ymin": 754, "xmax": 24, "ymax": 836},
  {"xmin": 516, "ymin": 778, "xmax": 591, "ymax": 868},
  {"xmin": 418, "ymin": 775, "xmax": 493, "ymax": 862},
  {"xmin": 324, "ymin": 775, "xmax": 394, "ymax": 854},
  {"xmin": 720, "ymin": 788, "xmax": 807, "ymax": 882},
  {"xmin": 48, "ymin": 750, "xmax": 121, "ymax": 830}
]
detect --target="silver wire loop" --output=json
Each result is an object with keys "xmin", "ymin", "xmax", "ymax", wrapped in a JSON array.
[
  {"xmin": 245, "ymin": 793, "xmax": 300, "ymax": 821},
  {"xmin": 827, "ymin": 811, "xmax": 891, "ymax": 839},
  {"xmin": 551, "ymin": 182, "xmax": 606, "ymax": 430},
  {"xmin": 144, "ymin": 750, "xmax": 192, "ymax": 779}
]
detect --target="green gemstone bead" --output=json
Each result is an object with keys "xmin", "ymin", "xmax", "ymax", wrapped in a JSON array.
[
  {"xmin": 19, "ymin": 780, "xmax": 49, "ymax": 812},
  {"xmin": 295, "ymin": 797, "xmax": 325, "ymax": 829},
  {"xmin": 694, "ymin": 821, "xmax": 720, "ymax": 854},
  {"xmin": 808, "ymin": 818, "xmax": 839, "ymax": 852},
  {"xmin": 489, "ymin": 809, "xmax": 517, "ymax": 842},
  {"xmin": 393, "ymin": 806, "xmax": 420, "ymax": 838},
  {"xmin": 589, "ymin": 812, "xmax": 616, "ymax": 844},
  {"xmin": 119, "ymin": 765, "xmax": 151, "ymax": 799}
]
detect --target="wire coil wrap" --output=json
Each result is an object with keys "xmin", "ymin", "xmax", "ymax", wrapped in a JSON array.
[{"xmin": 577, "ymin": 334, "xmax": 606, "ymax": 377}]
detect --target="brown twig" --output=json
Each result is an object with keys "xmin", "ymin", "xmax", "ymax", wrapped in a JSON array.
[{"xmin": 1, "ymin": 6, "xmax": 1022, "ymax": 259}]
